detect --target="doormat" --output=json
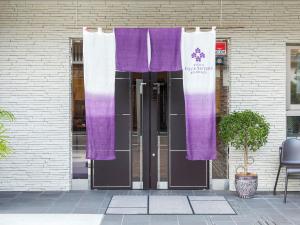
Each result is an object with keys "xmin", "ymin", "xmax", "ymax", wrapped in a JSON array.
[
  {"xmin": 149, "ymin": 196, "xmax": 193, "ymax": 214},
  {"xmin": 105, "ymin": 195, "xmax": 148, "ymax": 215},
  {"xmin": 105, "ymin": 195, "xmax": 236, "ymax": 215},
  {"xmin": 188, "ymin": 196, "xmax": 236, "ymax": 215}
]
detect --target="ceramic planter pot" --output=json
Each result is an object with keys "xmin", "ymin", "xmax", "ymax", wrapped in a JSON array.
[{"xmin": 235, "ymin": 173, "xmax": 258, "ymax": 198}]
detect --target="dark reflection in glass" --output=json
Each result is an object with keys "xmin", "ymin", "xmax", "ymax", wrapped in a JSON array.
[
  {"xmin": 287, "ymin": 116, "xmax": 300, "ymax": 137},
  {"xmin": 72, "ymin": 47, "xmax": 87, "ymax": 179}
]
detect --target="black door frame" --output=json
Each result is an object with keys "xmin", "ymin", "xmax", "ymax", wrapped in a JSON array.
[
  {"xmin": 141, "ymin": 72, "xmax": 151, "ymax": 189},
  {"xmin": 168, "ymin": 71, "xmax": 209, "ymax": 189},
  {"xmin": 91, "ymin": 72, "xmax": 131, "ymax": 189},
  {"xmin": 142, "ymin": 72, "xmax": 167, "ymax": 189}
]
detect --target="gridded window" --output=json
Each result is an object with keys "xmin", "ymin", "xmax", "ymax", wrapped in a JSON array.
[
  {"xmin": 287, "ymin": 46, "xmax": 300, "ymax": 109},
  {"xmin": 72, "ymin": 40, "xmax": 87, "ymax": 180},
  {"xmin": 287, "ymin": 46, "xmax": 300, "ymax": 138},
  {"xmin": 287, "ymin": 116, "xmax": 300, "ymax": 137}
]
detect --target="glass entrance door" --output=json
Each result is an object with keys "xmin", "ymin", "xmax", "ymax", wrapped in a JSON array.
[
  {"xmin": 131, "ymin": 73, "xmax": 145, "ymax": 189},
  {"xmin": 153, "ymin": 73, "xmax": 169, "ymax": 189},
  {"xmin": 131, "ymin": 72, "xmax": 169, "ymax": 189},
  {"xmin": 131, "ymin": 72, "xmax": 208, "ymax": 189}
]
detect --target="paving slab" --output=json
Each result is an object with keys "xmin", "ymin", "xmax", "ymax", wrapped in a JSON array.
[
  {"xmin": 177, "ymin": 215, "xmax": 208, "ymax": 225},
  {"xmin": 122, "ymin": 215, "xmax": 150, "ymax": 225},
  {"xmin": 188, "ymin": 196, "xmax": 226, "ymax": 201},
  {"xmin": 100, "ymin": 215, "xmax": 123, "ymax": 225},
  {"xmin": 150, "ymin": 215, "xmax": 178, "ymax": 225},
  {"xmin": 106, "ymin": 207, "xmax": 147, "ymax": 215}
]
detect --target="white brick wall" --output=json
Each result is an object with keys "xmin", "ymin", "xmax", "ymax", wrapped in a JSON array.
[{"xmin": 0, "ymin": 0, "xmax": 299, "ymax": 191}]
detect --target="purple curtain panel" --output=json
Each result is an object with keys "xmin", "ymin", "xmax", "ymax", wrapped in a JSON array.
[
  {"xmin": 149, "ymin": 28, "xmax": 182, "ymax": 72},
  {"xmin": 83, "ymin": 28, "xmax": 116, "ymax": 160},
  {"xmin": 181, "ymin": 28, "xmax": 217, "ymax": 160},
  {"xmin": 115, "ymin": 28, "xmax": 149, "ymax": 72}
]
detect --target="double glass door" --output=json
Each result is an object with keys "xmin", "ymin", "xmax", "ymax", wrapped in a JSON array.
[
  {"xmin": 92, "ymin": 72, "xmax": 208, "ymax": 189},
  {"xmin": 132, "ymin": 72, "xmax": 169, "ymax": 189}
]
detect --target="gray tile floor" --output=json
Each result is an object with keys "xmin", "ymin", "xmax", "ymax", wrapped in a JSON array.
[{"xmin": 0, "ymin": 190, "xmax": 299, "ymax": 225}]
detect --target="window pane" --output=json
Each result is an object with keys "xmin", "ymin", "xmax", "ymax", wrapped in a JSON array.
[
  {"xmin": 287, "ymin": 116, "xmax": 300, "ymax": 137},
  {"xmin": 72, "ymin": 58, "xmax": 87, "ymax": 179},
  {"xmin": 289, "ymin": 49, "xmax": 300, "ymax": 104},
  {"xmin": 213, "ymin": 57, "xmax": 229, "ymax": 179}
]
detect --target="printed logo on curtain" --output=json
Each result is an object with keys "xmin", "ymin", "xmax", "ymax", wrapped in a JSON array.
[{"xmin": 181, "ymin": 28, "xmax": 217, "ymax": 160}]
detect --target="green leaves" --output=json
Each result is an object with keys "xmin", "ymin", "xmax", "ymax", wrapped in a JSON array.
[
  {"xmin": 218, "ymin": 110, "xmax": 270, "ymax": 152},
  {"xmin": 0, "ymin": 108, "xmax": 14, "ymax": 159},
  {"xmin": 0, "ymin": 109, "xmax": 14, "ymax": 122}
]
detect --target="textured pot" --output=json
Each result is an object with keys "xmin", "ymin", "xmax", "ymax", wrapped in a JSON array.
[{"xmin": 235, "ymin": 173, "xmax": 258, "ymax": 198}]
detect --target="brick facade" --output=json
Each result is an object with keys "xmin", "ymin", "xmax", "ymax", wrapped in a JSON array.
[{"xmin": 0, "ymin": 0, "xmax": 299, "ymax": 191}]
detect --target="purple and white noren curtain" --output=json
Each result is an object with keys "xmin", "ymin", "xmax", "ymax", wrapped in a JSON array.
[
  {"xmin": 149, "ymin": 28, "xmax": 182, "ymax": 72},
  {"xmin": 115, "ymin": 28, "xmax": 149, "ymax": 72},
  {"xmin": 83, "ymin": 28, "xmax": 116, "ymax": 160},
  {"xmin": 181, "ymin": 28, "xmax": 216, "ymax": 160}
]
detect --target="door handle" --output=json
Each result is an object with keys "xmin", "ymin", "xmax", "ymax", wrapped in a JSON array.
[
  {"xmin": 153, "ymin": 82, "xmax": 161, "ymax": 94},
  {"xmin": 140, "ymin": 82, "xmax": 147, "ymax": 94},
  {"xmin": 138, "ymin": 81, "xmax": 147, "ymax": 184}
]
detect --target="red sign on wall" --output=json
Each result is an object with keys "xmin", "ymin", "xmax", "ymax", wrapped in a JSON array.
[{"xmin": 216, "ymin": 41, "xmax": 227, "ymax": 56}]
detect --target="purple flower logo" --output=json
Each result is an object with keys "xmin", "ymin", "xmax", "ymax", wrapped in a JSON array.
[{"xmin": 191, "ymin": 48, "xmax": 205, "ymax": 62}]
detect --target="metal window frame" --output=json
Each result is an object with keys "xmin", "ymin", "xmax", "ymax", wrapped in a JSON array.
[
  {"xmin": 286, "ymin": 46, "xmax": 300, "ymax": 139},
  {"xmin": 70, "ymin": 38, "xmax": 89, "ymax": 190},
  {"xmin": 286, "ymin": 45, "xmax": 300, "ymax": 111}
]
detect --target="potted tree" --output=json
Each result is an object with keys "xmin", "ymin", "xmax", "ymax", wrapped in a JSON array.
[
  {"xmin": 0, "ymin": 108, "xmax": 14, "ymax": 158},
  {"xmin": 219, "ymin": 110, "xmax": 270, "ymax": 198}
]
